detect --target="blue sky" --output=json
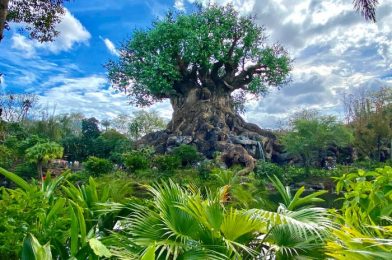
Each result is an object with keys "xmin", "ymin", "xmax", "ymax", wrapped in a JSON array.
[{"xmin": 0, "ymin": 0, "xmax": 391, "ymax": 128}]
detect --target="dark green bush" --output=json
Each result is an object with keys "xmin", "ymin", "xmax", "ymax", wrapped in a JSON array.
[
  {"xmin": 171, "ymin": 144, "xmax": 201, "ymax": 167},
  {"xmin": 84, "ymin": 156, "xmax": 113, "ymax": 176},
  {"xmin": 13, "ymin": 162, "xmax": 37, "ymax": 180},
  {"xmin": 196, "ymin": 160, "xmax": 215, "ymax": 180},
  {"xmin": 152, "ymin": 154, "xmax": 181, "ymax": 172},
  {"xmin": 123, "ymin": 151, "xmax": 150, "ymax": 172}
]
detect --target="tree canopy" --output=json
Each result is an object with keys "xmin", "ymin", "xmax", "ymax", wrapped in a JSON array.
[
  {"xmin": 0, "ymin": 0, "xmax": 70, "ymax": 42},
  {"xmin": 107, "ymin": 4, "xmax": 291, "ymax": 107}
]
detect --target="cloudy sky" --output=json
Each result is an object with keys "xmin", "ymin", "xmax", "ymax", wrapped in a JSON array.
[{"xmin": 0, "ymin": 0, "xmax": 391, "ymax": 128}]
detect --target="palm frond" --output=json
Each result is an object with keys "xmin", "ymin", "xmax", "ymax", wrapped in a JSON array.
[{"xmin": 246, "ymin": 206, "xmax": 333, "ymax": 239}]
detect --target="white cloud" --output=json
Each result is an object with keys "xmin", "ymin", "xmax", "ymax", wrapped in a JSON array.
[
  {"xmin": 38, "ymin": 75, "xmax": 173, "ymax": 121},
  {"xmin": 10, "ymin": 9, "xmax": 90, "ymax": 54},
  {"xmin": 100, "ymin": 37, "xmax": 119, "ymax": 56},
  {"xmin": 185, "ymin": 0, "xmax": 392, "ymax": 128},
  {"xmin": 174, "ymin": 0, "xmax": 185, "ymax": 11},
  {"xmin": 44, "ymin": 9, "xmax": 91, "ymax": 53},
  {"xmin": 11, "ymin": 34, "xmax": 36, "ymax": 58}
]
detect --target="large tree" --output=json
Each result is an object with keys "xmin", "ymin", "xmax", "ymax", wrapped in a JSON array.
[
  {"xmin": 107, "ymin": 5, "xmax": 291, "ymax": 163},
  {"xmin": 0, "ymin": 0, "xmax": 70, "ymax": 42}
]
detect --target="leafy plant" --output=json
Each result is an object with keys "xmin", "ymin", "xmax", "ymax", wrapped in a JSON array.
[
  {"xmin": 152, "ymin": 154, "xmax": 180, "ymax": 172},
  {"xmin": 84, "ymin": 156, "xmax": 114, "ymax": 176},
  {"xmin": 123, "ymin": 150, "xmax": 150, "ymax": 172},
  {"xmin": 171, "ymin": 144, "xmax": 201, "ymax": 167},
  {"xmin": 25, "ymin": 141, "xmax": 64, "ymax": 179}
]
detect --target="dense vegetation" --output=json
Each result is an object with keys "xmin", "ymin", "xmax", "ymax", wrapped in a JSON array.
[
  {"xmin": 0, "ymin": 2, "xmax": 391, "ymax": 260},
  {"xmin": 0, "ymin": 91, "xmax": 391, "ymax": 258}
]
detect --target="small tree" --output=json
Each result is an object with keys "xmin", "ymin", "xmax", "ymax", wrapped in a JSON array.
[
  {"xmin": 282, "ymin": 116, "xmax": 353, "ymax": 172},
  {"xmin": 25, "ymin": 141, "xmax": 63, "ymax": 179},
  {"xmin": 343, "ymin": 87, "xmax": 392, "ymax": 161}
]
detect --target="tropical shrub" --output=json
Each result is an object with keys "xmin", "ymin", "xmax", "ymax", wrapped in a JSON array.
[
  {"xmin": 84, "ymin": 156, "xmax": 113, "ymax": 176},
  {"xmin": 326, "ymin": 166, "xmax": 392, "ymax": 259},
  {"xmin": 171, "ymin": 144, "xmax": 201, "ymax": 167},
  {"xmin": 152, "ymin": 154, "xmax": 181, "ymax": 172},
  {"xmin": 123, "ymin": 150, "xmax": 150, "ymax": 172},
  {"xmin": 255, "ymin": 160, "xmax": 286, "ymax": 180},
  {"xmin": 334, "ymin": 166, "xmax": 392, "ymax": 227},
  {"xmin": 0, "ymin": 167, "xmax": 114, "ymax": 259}
]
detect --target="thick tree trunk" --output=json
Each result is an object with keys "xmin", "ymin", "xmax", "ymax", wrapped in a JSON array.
[
  {"xmin": 0, "ymin": 0, "xmax": 9, "ymax": 42},
  {"xmin": 139, "ymin": 87, "xmax": 277, "ymax": 174}
]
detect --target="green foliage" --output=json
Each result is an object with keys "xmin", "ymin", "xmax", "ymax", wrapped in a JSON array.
[
  {"xmin": 128, "ymin": 110, "xmax": 166, "ymax": 140},
  {"xmin": 84, "ymin": 156, "xmax": 114, "ymax": 176},
  {"xmin": 334, "ymin": 166, "xmax": 392, "ymax": 227},
  {"xmin": 269, "ymin": 175, "xmax": 327, "ymax": 210},
  {"xmin": 152, "ymin": 154, "xmax": 180, "ymax": 172},
  {"xmin": 21, "ymin": 234, "xmax": 52, "ymax": 260},
  {"xmin": 25, "ymin": 142, "xmax": 64, "ymax": 164},
  {"xmin": 282, "ymin": 115, "xmax": 353, "ymax": 168},
  {"xmin": 94, "ymin": 129, "xmax": 130, "ymax": 161},
  {"xmin": 344, "ymin": 87, "xmax": 392, "ymax": 161},
  {"xmin": 104, "ymin": 179, "xmax": 333, "ymax": 259},
  {"xmin": 107, "ymin": 4, "xmax": 291, "ymax": 106},
  {"xmin": 25, "ymin": 141, "xmax": 64, "ymax": 178},
  {"xmin": 171, "ymin": 144, "xmax": 201, "ymax": 167},
  {"xmin": 0, "ymin": 144, "xmax": 14, "ymax": 168},
  {"xmin": 326, "ymin": 166, "xmax": 392, "ymax": 259},
  {"xmin": 196, "ymin": 160, "xmax": 215, "ymax": 180},
  {"xmin": 123, "ymin": 150, "xmax": 151, "ymax": 172},
  {"xmin": 255, "ymin": 160, "xmax": 285, "ymax": 180}
]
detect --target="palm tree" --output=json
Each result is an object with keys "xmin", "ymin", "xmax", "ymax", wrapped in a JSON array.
[{"xmin": 353, "ymin": 0, "xmax": 379, "ymax": 22}]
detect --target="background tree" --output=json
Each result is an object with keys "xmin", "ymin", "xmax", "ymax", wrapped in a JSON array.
[
  {"xmin": 281, "ymin": 116, "xmax": 353, "ymax": 172},
  {"xmin": 0, "ymin": 0, "xmax": 70, "ymax": 42},
  {"xmin": 107, "ymin": 4, "xmax": 291, "ymax": 160},
  {"xmin": 343, "ymin": 87, "xmax": 392, "ymax": 161},
  {"xmin": 129, "ymin": 110, "xmax": 166, "ymax": 141},
  {"xmin": 25, "ymin": 141, "xmax": 63, "ymax": 179},
  {"xmin": 0, "ymin": 92, "xmax": 38, "ymax": 122}
]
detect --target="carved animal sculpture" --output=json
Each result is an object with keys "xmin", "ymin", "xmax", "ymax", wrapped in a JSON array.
[{"xmin": 220, "ymin": 144, "xmax": 256, "ymax": 175}]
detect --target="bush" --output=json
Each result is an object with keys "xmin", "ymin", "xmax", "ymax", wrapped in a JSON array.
[
  {"xmin": 123, "ymin": 150, "xmax": 150, "ymax": 172},
  {"xmin": 255, "ymin": 161, "xmax": 285, "ymax": 180},
  {"xmin": 84, "ymin": 156, "xmax": 113, "ymax": 176},
  {"xmin": 13, "ymin": 162, "xmax": 37, "ymax": 180},
  {"xmin": 196, "ymin": 160, "xmax": 215, "ymax": 180},
  {"xmin": 171, "ymin": 144, "xmax": 201, "ymax": 167},
  {"xmin": 152, "ymin": 155, "xmax": 181, "ymax": 172}
]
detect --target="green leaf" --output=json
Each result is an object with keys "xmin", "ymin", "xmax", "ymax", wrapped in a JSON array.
[
  {"xmin": 21, "ymin": 234, "xmax": 52, "ymax": 260},
  {"xmin": 141, "ymin": 244, "xmax": 156, "ymax": 260},
  {"xmin": 88, "ymin": 238, "xmax": 112, "ymax": 257},
  {"xmin": 0, "ymin": 167, "xmax": 31, "ymax": 191}
]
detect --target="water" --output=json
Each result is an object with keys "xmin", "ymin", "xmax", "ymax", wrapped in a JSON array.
[{"xmin": 255, "ymin": 141, "xmax": 265, "ymax": 161}]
